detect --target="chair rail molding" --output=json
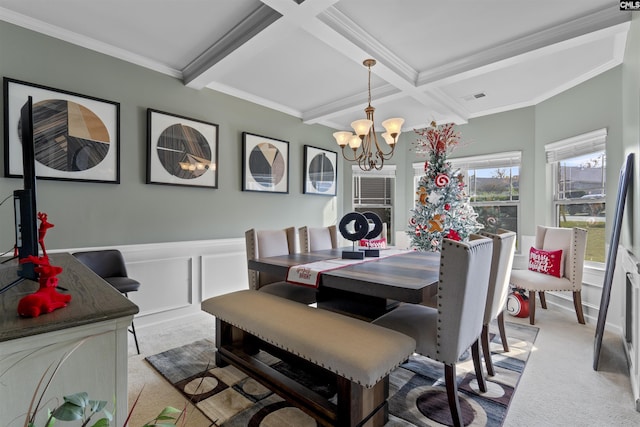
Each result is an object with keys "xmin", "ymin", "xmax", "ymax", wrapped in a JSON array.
[{"xmin": 58, "ymin": 237, "xmax": 248, "ymax": 328}]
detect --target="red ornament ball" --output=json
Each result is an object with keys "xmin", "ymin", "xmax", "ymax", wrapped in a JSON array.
[{"xmin": 507, "ymin": 291, "xmax": 529, "ymax": 318}]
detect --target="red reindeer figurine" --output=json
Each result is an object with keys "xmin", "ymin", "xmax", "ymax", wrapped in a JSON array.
[{"xmin": 17, "ymin": 213, "xmax": 71, "ymax": 317}]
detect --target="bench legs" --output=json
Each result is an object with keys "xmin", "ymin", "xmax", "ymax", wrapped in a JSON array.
[
  {"xmin": 214, "ymin": 318, "xmax": 390, "ymax": 426},
  {"xmin": 214, "ymin": 318, "xmax": 259, "ymax": 367},
  {"xmin": 337, "ymin": 376, "xmax": 388, "ymax": 427}
]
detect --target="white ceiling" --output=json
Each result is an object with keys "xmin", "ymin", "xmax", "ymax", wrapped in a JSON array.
[{"xmin": 0, "ymin": 0, "xmax": 632, "ymax": 133}]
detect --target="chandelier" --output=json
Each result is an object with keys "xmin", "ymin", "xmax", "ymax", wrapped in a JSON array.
[{"xmin": 333, "ymin": 59, "xmax": 404, "ymax": 171}]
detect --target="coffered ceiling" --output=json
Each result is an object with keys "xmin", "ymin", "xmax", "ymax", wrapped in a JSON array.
[{"xmin": 0, "ymin": 0, "xmax": 632, "ymax": 132}]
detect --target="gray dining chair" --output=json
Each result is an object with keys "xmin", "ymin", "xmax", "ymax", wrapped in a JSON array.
[
  {"xmin": 245, "ymin": 227, "xmax": 317, "ymax": 305},
  {"xmin": 479, "ymin": 229, "xmax": 517, "ymax": 376},
  {"xmin": 372, "ymin": 235, "xmax": 494, "ymax": 427},
  {"xmin": 298, "ymin": 225, "xmax": 338, "ymax": 252}
]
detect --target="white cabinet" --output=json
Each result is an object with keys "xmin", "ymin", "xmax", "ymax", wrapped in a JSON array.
[{"xmin": 0, "ymin": 254, "xmax": 138, "ymax": 426}]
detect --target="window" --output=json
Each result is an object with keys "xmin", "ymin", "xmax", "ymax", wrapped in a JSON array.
[
  {"xmin": 414, "ymin": 151, "xmax": 521, "ymax": 244},
  {"xmin": 546, "ymin": 129, "xmax": 607, "ymax": 263},
  {"xmin": 352, "ymin": 165, "xmax": 395, "ymax": 243}
]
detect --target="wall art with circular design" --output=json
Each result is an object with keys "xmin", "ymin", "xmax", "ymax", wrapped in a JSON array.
[
  {"xmin": 303, "ymin": 145, "xmax": 337, "ymax": 196},
  {"xmin": 146, "ymin": 109, "xmax": 218, "ymax": 188},
  {"xmin": 242, "ymin": 132, "xmax": 289, "ymax": 194},
  {"xmin": 4, "ymin": 78, "xmax": 120, "ymax": 183}
]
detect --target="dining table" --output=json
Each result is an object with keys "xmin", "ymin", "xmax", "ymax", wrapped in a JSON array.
[{"xmin": 247, "ymin": 247, "xmax": 440, "ymax": 320}]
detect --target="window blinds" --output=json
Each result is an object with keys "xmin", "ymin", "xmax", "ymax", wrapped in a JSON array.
[
  {"xmin": 545, "ymin": 128, "xmax": 607, "ymax": 163},
  {"xmin": 412, "ymin": 151, "xmax": 521, "ymax": 174}
]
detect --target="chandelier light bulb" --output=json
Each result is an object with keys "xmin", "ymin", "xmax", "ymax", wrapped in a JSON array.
[
  {"xmin": 348, "ymin": 135, "xmax": 362, "ymax": 149},
  {"xmin": 351, "ymin": 119, "xmax": 373, "ymax": 138},
  {"xmin": 382, "ymin": 117, "xmax": 404, "ymax": 137},
  {"xmin": 333, "ymin": 131, "xmax": 353, "ymax": 147},
  {"xmin": 381, "ymin": 132, "xmax": 395, "ymax": 146}
]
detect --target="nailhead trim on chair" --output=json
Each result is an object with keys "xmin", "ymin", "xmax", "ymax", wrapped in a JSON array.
[
  {"xmin": 246, "ymin": 230, "xmax": 259, "ymax": 290},
  {"xmin": 511, "ymin": 228, "xmax": 587, "ymax": 293}
]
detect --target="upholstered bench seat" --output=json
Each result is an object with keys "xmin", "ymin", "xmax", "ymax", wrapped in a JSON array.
[{"xmin": 202, "ymin": 289, "xmax": 416, "ymax": 426}]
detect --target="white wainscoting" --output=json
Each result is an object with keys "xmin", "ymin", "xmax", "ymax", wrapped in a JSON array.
[
  {"xmin": 61, "ymin": 238, "xmax": 249, "ymax": 329},
  {"xmin": 61, "ymin": 234, "xmax": 622, "ymax": 335},
  {"xmin": 622, "ymin": 249, "xmax": 640, "ymax": 410}
]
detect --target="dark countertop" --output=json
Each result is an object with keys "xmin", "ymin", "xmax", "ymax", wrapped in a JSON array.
[{"xmin": 0, "ymin": 253, "xmax": 139, "ymax": 342}]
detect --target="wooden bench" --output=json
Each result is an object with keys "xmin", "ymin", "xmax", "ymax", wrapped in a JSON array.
[{"xmin": 201, "ymin": 289, "xmax": 416, "ymax": 427}]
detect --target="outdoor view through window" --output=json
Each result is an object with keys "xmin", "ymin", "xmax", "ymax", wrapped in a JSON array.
[
  {"xmin": 465, "ymin": 165, "xmax": 520, "ymax": 241},
  {"xmin": 554, "ymin": 150, "xmax": 606, "ymax": 263}
]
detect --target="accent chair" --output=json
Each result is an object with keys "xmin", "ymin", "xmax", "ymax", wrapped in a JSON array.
[{"xmin": 509, "ymin": 225, "xmax": 588, "ymax": 325}]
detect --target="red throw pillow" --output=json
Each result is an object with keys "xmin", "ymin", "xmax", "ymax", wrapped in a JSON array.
[{"xmin": 528, "ymin": 247, "xmax": 563, "ymax": 278}]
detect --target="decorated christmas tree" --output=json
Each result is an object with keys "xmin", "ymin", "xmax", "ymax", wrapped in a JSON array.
[{"xmin": 407, "ymin": 121, "xmax": 482, "ymax": 251}]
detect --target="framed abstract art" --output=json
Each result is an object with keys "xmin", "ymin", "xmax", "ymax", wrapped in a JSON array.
[
  {"xmin": 303, "ymin": 145, "xmax": 337, "ymax": 196},
  {"xmin": 242, "ymin": 132, "xmax": 289, "ymax": 193},
  {"xmin": 3, "ymin": 78, "xmax": 120, "ymax": 183},
  {"xmin": 147, "ymin": 109, "xmax": 218, "ymax": 188}
]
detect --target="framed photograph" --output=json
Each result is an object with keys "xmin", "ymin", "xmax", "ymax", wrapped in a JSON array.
[
  {"xmin": 3, "ymin": 78, "xmax": 120, "ymax": 183},
  {"xmin": 303, "ymin": 145, "xmax": 337, "ymax": 196},
  {"xmin": 242, "ymin": 132, "xmax": 289, "ymax": 193},
  {"xmin": 147, "ymin": 109, "xmax": 218, "ymax": 188}
]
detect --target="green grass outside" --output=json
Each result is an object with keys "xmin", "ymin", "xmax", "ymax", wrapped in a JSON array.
[{"xmin": 559, "ymin": 220, "xmax": 605, "ymax": 263}]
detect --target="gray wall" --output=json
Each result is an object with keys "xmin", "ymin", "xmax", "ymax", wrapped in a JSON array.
[
  {"xmin": 0, "ymin": 21, "xmax": 342, "ymax": 250},
  {"xmin": 534, "ymin": 67, "xmax": 624, "ymax": 241}
]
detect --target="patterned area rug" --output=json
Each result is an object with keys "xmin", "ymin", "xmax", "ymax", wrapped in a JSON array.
[{"xmin": 146, "ymin": 321, "xmax": 537, "ymax": 426}]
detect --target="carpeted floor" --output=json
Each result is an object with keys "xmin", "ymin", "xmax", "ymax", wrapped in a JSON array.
[{"xmin": 145, "ymin": 322, "xmax": 538, "ymax": 426}]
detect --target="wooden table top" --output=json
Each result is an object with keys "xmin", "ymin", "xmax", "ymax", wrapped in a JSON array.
[
  {"xmin": 248, "ymin": 248, "xmax": 440, "ymax": 304},
  {"xmin": 0, "ymin": 253, "xmax": 139, "ymax": 342}
]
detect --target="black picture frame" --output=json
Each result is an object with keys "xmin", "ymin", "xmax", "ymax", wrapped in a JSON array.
[
  {"xmin": 242, "ymin": 132, "xmax": 289, "ymax": 193},
  {"xmin": 146, "ymin": 109, "xmax": 219, "ymax": 188},
  {"xmin": 594, "ymin": 152, "xmax": 634, "ymax": 370},
  {"xmin": 303, "ymin": 145, "xmax": 337, "ymax": 196},
  {"xmin": 3, "ymin": 78, "xmax": 120, "ymax": 183}
]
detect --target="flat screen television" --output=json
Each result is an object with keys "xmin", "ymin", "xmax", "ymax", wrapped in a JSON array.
[
  {"xmin": 14, "ymin": 96, "xmax": 39, "ymax": 280},
  {"xmin": 0, "ymin": 96, "xmax": 38, "ymax": 293}
]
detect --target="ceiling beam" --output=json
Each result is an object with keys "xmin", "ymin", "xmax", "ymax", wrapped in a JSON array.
[{"xmin": 182, "ymin": 4, "xmax": 281, "ymax": 89}]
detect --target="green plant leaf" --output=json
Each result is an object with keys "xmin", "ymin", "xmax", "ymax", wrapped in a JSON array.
[
  {"xmin": 64, "ymin": 391, "xmax": 90, "ymax": 408},
  {"xmin": 51, "ymin": 402, "xmax": 84, "ymax": 421},
  {"xmin": 89, "ymin": 399, "xmax": 108, "ymax": 413},
  {"xmin": 156, "ymin": 406, "xmax": 182, "ymax": 418},
  {"xmin": 90, "ymin": 417, "xmax": 110, "ymax": 427}
]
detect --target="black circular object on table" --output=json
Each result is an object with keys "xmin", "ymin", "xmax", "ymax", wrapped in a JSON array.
[
  {"xmin": 362, "ymin": 211, "xmax": 383, "ymax": 239},
  {"xmin": 339, "ymin": 212, "xmax": 369, "ymax": 242}
]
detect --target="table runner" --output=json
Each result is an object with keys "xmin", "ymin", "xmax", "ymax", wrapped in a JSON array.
[{"xmin": 286, "ymin": 248, "xmax": 412, "ymax": 288}]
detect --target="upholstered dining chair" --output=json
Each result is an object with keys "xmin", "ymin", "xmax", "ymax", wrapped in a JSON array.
[
  {"xmin": 298, "ymin": 225, "xmax": 338, "ymax": 252},
  {"xmin": 372, "ymin": 235, "xmax": 494, "ymax": 427},
  {"xmin": 72, "ymin": 249, "xmax": 141, "ymax": 354},
  {"xmin": 479, "ymin": 229, "xmax": 517, "ymax": 377},
  {"xmin": 245, "ymin": 227, "xmax": 317, "ymax": 305},
  {"xmin": 510, "ymin": 225, "xmax": 588, "ymax": 325}
]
